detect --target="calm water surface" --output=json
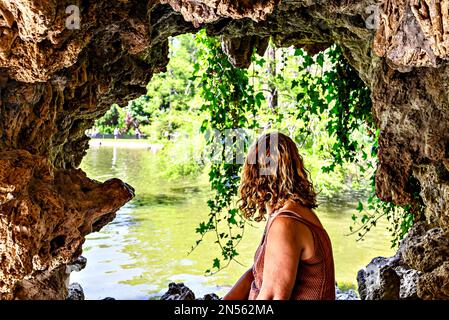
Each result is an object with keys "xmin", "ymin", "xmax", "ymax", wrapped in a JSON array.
[{"xmin": 71, "ymin": 144, "xmax": 394, "ymax": 299}]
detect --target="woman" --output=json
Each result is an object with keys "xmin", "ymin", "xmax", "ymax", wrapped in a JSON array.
[{"xmin": 223, "ymin": 132, "xmax": 335, "ymax": 300}]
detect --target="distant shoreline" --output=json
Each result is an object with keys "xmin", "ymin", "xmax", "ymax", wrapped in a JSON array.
[{"xmin": 89, "ymin": 138, "xmax": 164, "ymax": 151}]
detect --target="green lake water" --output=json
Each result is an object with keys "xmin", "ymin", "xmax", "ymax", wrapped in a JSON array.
[{"xmin": 71, "ymin": 144, "xmax": 394, "ymax": 299}]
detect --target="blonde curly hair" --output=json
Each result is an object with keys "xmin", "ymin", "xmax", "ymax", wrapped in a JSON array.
[{"xmin": 238, "ymin": 132, "xmax": 317, "ymax": 222}]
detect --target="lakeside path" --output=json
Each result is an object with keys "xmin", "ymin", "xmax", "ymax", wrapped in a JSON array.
[{"xmin": 89, "ymin": 138, "xmax": 164, "ymax": 151}]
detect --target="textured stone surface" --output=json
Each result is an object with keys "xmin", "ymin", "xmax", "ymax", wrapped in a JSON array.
[
  {"xmin": 375, "ymin": 0, "xmax": 449, "ymax": 69},
  {"xmin": 67, "ymin": 282, "xmax": 85, "ymax": 300},
  {"xmin": 66, "ymin": 256, "xmax": 87, "ymax": 300},
  {"xmin": 357, "ymin": 256, "xmax": 401, "ymax": 300},
  {"xmin": 372, "ymin": 64, "xmax": 449, "ymax": 206},
  {"xmin": 200, "ymin": 293, "xmax": 220, "ymax": 300},
  {"xmin": 357, "ymin": 250, "xmax": 424, "ymax": 300},
  {"xmin": 67, "ymin": 256, "xmax": 87, "ymax": 273},
  {"xmin": 160, "ymin": 282, "xmax": 219, "ymax": 300},
  {"xmin": 398, "ymin": 222, "xmax": 449, "ymax": 299},
  {"xmin": 358, "ymin": 222, "xmax": 449, "ymax": 300},
  {"xmin": 414, "ymin": 164, "xmax": 449, "ymax": 230},
  {"xmin": 161, "ymin": 282, "xmax": 196, "ymax": 300}
]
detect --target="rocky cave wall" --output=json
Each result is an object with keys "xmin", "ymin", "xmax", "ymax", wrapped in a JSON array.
[{"xmin": 1, "ymin": 0, "xmax": 449, "ymax": 299}]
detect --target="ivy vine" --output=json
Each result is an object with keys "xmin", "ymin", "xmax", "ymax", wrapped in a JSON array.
[{"xmin": 189, "ymin": 30, "xmax": 264, "ymax": 273}]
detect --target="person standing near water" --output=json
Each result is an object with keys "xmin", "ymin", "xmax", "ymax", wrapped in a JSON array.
[
  {"xmin": 224, "ymin": 132, "xmax": 336, "ymax": 300},
  {"xmin": 114, "ymin": 127, "xmax": 120, "ymax": 139}
]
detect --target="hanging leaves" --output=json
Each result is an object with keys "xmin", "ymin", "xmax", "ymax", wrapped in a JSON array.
[{"xmin": 189, "ymin": 30, "xmax": 260, "ymax": 274}]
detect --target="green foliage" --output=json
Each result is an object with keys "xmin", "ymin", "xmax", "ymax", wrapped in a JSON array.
[
  {"xmin": 188, "ymin": 29, "xmax": 261, "ymax": 274},
  {"xmin": 145, "ymin": 35, "xmax": 198, "ymax": 113},
  {"xmin": 288, "ymin": 45, "xmax": 424, "ymax": 247},
  {"xmin": 154, "ymin": 112, "xmax": 207, "ymax": 180},
  {"xmin": 143, "ymin": 109, "xmax": 185, "ymax": 141},
  {"xmin": 95, "ymin": 34, "xmax": 200, "ymax": 135},
  {"xmin": 94, "ymin": 33, "xmax": 425, "ymax": 260},
  {"xmin": 93, "ymin": 34, "xmax": 208, "ymax": 181},
  {"xmin": 350, "ymin": 171, "xmax": 424, "ymax": 248}
]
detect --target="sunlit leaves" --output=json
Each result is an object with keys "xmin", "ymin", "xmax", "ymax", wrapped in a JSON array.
[
  {"xmin": 213, "ymin": 258, "xmax": 221, "ymax": 269},
  {"xmin": 189, "ymin": 29, "xmax": 259, "ymax": 274}
]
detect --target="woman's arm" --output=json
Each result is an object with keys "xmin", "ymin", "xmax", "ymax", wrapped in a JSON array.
[
  {"xmin": 256, "ymin": 217, "xmax": 305, "ymax": 300},
  {"xmin": 222, "ymin": 267, "xmax": 254, "ymax": 300}
]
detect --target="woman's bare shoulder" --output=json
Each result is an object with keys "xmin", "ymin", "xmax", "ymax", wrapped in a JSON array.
[
  {"xmin": 268, "ymin": 214, "xmax": 314, "ymax": 247},
  {"xmin": 265, "ymin": 217, "xmax": 304, "ymax": 251},
  {"xmin": 282, "ymin": 202, "xmax": 324, "ymax": 228}
]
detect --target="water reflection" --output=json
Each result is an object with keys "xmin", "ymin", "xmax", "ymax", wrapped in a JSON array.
[
  {"xmin": 71, "ymin": 145, "xmax": 394, "ymax": 300},
  {"xmin": 112, "ymin": 146, "xmax": 117, "ymax": 167}
]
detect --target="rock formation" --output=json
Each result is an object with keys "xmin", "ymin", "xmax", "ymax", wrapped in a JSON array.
[
  {"xmin": 1, "ymin": 0, "xmax": 449, "ymax": 299},
  {"xmin": 67, "ymin": 283, "xmax": 85, "ymax": 301},
  {"xmin": 160, "ymin": 282, "xmax": 220, "ymax": 300}
]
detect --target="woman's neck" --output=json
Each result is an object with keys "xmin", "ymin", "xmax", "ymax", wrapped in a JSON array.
[
  {"xmin": 266, "ymin": 204, "xmax": 274, "ymax": 216},
  {"xmin": 266, "ymin": 199, "xmax": 295, "ymax": 217}
]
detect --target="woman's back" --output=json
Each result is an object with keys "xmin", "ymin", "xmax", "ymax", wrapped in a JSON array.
[
  {"xmin": 226, "ymin": 132, "xmax": 335, "ymax": 300},
  {"xmin": 249, "ymin": 207, "xmax": 336, "ymax": 300}
]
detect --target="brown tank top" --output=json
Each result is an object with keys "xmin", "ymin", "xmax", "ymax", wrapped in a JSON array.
[{"xmin": 248, "ymin": 209, "xmax": 336, "ymax": 300}]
